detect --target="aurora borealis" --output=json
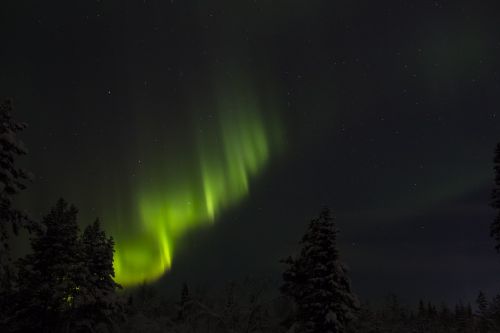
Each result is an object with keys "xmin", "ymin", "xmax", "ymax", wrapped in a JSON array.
[
  {"xmin": 3, "ymin": 0, "xmax": 500, "ymax": 303},
  {"xmin": 112, "ymin": 77, "xmax": 283, "ymax": 285}
]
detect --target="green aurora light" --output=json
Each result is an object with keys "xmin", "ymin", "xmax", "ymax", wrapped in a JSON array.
[{"xmin": 111, "ymin": 79, "xmax": 283, "ymax": 286}]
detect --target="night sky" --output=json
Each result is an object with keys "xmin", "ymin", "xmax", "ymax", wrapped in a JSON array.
[{"xmin": 2, "ymin": 0, "xmax": 500, "ymax": 303}]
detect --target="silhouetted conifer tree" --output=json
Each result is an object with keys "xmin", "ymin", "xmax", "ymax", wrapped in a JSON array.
[
  {"xmin": 455, "ymin": 302, "xmax": 474, "ymax": 333},
  {"xmin": 76, "ymin": 219, "xmax": 123, "ymax": 331},
  {"xmin": 476, "ymin": 291, "xmax": 492, "ymax": 333},
  {"xmin": 223, "ymin": 281, "xmax": 239, "ymax": 331},
  {"xmin": 0, "ymin": 100, "xmax": 32, "ymax": 323},
  {"xmin": 491, "ymin": 143, "xmax": 500, "ymax": 251},
  {"xmin": 349, "ymin": 302, "xmax": 381, "ymax": 333},
  {"xmin": 0, "ymin": 100, "xmax": 31, "ymax": 246},
  {"xmin": 10, "ymin": 200, "xmax": 122, "ymax": 332},
  {"xmin": 438, "ymin": 302, "xmax": 453, "ymax": 332},
  {"xmin": 177, "ymin": 282, "xmax": 191, "ymax": 321},
  {"xmin": 12, "ymin": 199, "xmax": 82, "ymax": 332},
  {"xmin": 416, "ymin": 299, "xmax": 431, "ymax": 333},
  {"xmin": 281, "ymin": 208, "xmax": 359, "ymax": 333},
  {"xmin": 489, "ymin": 294, "xmax": 500, "ymax": 330}
]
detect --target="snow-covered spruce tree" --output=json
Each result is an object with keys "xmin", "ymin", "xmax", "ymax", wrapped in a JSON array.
[
  {"xmin": 0, "ymin": 99, "xmax": 30, "ymax": 245},
  {"xmin": 13, "ymin": 199, "xmax": 83, "ymax": 332},
  {"xmin": 11, "ymin": 200, "xmax": 122, "ymax": 332},
  {"xmin": 476, "ymin": 291, "xmax": 492, "ymax": 333},
  {"xmin": 75, "ymin": 219, "xmax": 123, "ymax": 331},
  {"xmin": 0, "ymin": 100, "xmax": 32, "ymax": 320},
  {"xmin": 491, "ymin": 143, "xmax": 500, "ymax": 251},
  {"xmin": 489, "ymin": 295, "xmax": 500, "ymax": 330},
  {"xmin": 281, "ymin": 208, "xmax": 359, "ymax": 333},
  {"xmin": 176, "ymin": 282, "xmax": 191, "ymax": 322},
  {"xmin": 222, "ymin": 281, "xmax": 239, "ymax": 331}
]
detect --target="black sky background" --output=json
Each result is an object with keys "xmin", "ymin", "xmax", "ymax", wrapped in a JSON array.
[{"xmin": 2, "ymin": 0, "xmax": 500, "ymax": 304}]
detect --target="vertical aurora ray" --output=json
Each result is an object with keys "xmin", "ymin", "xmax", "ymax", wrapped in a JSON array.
[{"xmin": 111, "ymin": 77, "xmax": 283, "ymax": 286}]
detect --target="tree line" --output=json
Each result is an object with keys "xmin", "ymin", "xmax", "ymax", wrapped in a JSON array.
[
  {"xmin": 1, "ymin": 99, "xmax": 500, "ymax": 332},
  {"xmin": 0, "ymin": 101, "xmax": 123, "ymax": 332}
]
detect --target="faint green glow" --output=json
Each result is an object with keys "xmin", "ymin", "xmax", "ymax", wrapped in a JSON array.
[{"xmin": 112, "ymin": 79, "xmax": 283, "ymax": 286}]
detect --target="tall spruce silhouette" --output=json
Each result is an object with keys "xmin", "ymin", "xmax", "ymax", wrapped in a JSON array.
[
  {"xmin": 491, "ymin": 143, "xmax": 500, "ymax": 251},
  {"xmin": 0, "ymin": 100, "xmax": 31, "ymax": 246},
  {"xmin": 10, "ymin": 199, "xmax": 122, "ymax": 332},
  {"xmin": 13, "ymin": 199, "xmax": 82, "ymax": 332},
  {"xmin": 281, "ymin": 208, "xmax": 359, "ymax": 333},
  {"xmin": 0, "ymin": 100, "xmax": 32, "ymax": 319},
  {"xmin": 78, "ymin": 219, "xmax": 123, "ymax": 331}
]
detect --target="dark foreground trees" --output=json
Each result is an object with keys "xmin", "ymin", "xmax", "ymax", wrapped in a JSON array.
[
  {"xmin": 7, "ymin": 199, "xmax": 122, "ymax": 333},
  {"xmin": 281, "ymin": 208, "xmax": 359, "ymax": 333},
  {"xmin": 0, "ymin": 100, "xmax": 32, "ymax": 315},
  {"xmin": 0, "ymin": 100, "xmax": 30, "ymax": 246},
  {"xmin": 491, "ymin": 143, "xmax": 500, "ymax": 251}
]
